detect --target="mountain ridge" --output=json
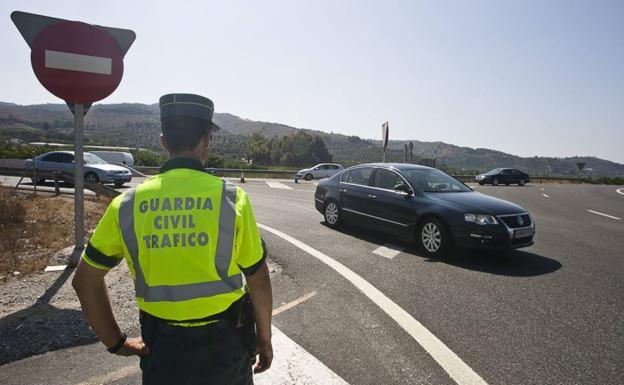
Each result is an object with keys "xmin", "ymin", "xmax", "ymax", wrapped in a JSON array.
[{"xmin": 0, "ymin": 101, "xmax": 622, "ymax": 177}]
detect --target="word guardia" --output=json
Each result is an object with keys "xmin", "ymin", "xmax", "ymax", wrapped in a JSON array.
[{"xmin": 138, "ymin": 197, "xmax": 213, "ymax": 249}]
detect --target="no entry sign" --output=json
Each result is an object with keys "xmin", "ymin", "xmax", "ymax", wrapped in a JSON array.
[
  {"xmin": 11, "ymin": 11, "xmax": 135, "ymax": 263},
  {"xmin": 31, "ymin": 21, "xmax": 124, "ymax": 103},
  {"xmin": 11, "ymin": 11, "xmax": 135, "ymax": 104}
]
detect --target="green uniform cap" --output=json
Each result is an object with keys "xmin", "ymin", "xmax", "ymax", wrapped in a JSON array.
[{"xmin": 159, "ymin": 93, "xmax": 220, "ymax": 131}]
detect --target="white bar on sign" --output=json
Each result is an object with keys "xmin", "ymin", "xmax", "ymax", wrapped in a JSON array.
[{"xmin": 45, "ymin": 50, "xmax": 112, "ymax": 75}]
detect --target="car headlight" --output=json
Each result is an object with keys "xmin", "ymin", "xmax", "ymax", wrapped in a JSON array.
[{"xmin": 465, "ymin": 214, "xmax": 498, "ymax": 225}]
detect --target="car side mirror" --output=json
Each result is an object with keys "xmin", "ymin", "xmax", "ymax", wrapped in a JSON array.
[{"xmin": 394, "ymin": 183, "xmax": 413, "ymax": 196}]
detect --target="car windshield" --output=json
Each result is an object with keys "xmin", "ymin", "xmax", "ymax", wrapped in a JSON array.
[
  {"xmin": 485, "ymin": 168, "xmax": 501, "ymax": 175},
  {"xmin": 84, "ymin": 153, "xmax": 107, "ymax": 164},
  {"xmin": 402, "ymin": 169, "xmax": 471, "ymax": 193}
]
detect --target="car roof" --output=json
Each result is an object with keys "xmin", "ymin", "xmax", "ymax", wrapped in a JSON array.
[{"xmin": 350, "ymin": 163, "xmax": 435, "ymax": 171}]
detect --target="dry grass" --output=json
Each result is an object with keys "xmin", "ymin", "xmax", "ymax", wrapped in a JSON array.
[{"xmin": 0, "ymin": 187, "xmax": 110, "ymax": 279}]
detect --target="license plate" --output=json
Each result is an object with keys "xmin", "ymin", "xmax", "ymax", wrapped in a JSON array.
[{"xmin": 514, "ymin": 228, "xmax": 533, "ymax": 239}]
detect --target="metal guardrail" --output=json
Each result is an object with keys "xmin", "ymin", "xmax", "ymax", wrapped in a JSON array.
[
  {"xmin": 0, "ymin": 166, "xmax": 120, "ymax": 198},
  {"xmin": 133, "ymin": 166, "xmax": 297, "ymax": 178}
]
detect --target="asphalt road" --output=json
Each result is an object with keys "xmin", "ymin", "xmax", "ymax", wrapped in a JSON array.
[{"xmin": 1, "ymin": 178, "xmax": 623, "ymax": 384}]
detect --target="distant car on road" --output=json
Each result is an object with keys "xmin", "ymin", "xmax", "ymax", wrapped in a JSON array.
[
  {"xmin": 296, "ymin": 163, "xmax": 343, "ymax": 181},
  {"xmin": 475, "ymin": 168, "xmax": 529, "ymax": 186},
  {"xmin": 24, "ymin": 151, "xmax": 132, "ymax": 187},
  {"xmin": 315, "ymin": 163, "xmax": 535, "ymax": 257}
]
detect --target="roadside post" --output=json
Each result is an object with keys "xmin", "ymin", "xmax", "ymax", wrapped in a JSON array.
[
  {"xmin": 408, "ymin": 142, "xmax": 413, "ymax": 163},
  {"xmin": 11, "ymin": 11, "xmax": 135, "ymax": 265},
  {"xmin": 403, "ymin": 143, "xmax": 408, "ymax": 163},
  {"xmin": 382, "ymin": 121, "xmax": 389, "ymax": 162}
]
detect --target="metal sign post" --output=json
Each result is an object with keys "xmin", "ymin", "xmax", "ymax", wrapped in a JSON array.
[
  {"xmin": 12, "ymin": 11, "xmax": 135, "ymax": 265},
  {"xmin": 74, "ymin": 103, "xmax": 85, "ymax": 252},
  {"xmin": 408, "ymin": 142, "xmax": 413, "ymax": 163}
]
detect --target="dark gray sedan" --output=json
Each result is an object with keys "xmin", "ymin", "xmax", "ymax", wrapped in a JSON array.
[{"xmin": 314, "ymin": 163, "xmax": 535, "ymax": 257}]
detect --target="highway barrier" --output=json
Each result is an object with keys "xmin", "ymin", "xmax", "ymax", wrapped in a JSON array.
[{"xmin": 0, "ymin": 166, "xmax": 120, "ymax": 198}]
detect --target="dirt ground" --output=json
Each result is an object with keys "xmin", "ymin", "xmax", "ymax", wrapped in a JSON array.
[{"xmin": 0, "ymin": 187, "xmax": 110, "ymax": 280}]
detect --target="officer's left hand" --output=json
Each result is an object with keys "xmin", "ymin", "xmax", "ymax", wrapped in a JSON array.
[{"xmin": 116, "ymin": 337, "xmax": 150, "ymax": 356}]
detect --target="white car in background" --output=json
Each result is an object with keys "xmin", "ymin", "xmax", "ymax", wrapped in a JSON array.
[
  {"xmin": 296, "ymin": 163, "xmax": 343, "ymax": 181},
  {"xmin": 89, "ymin": 151, "xmax": 135, "ymax": 167},
  {"xmin": 24, "ymin": 151, "xmax": 133, "ymax": 187}
]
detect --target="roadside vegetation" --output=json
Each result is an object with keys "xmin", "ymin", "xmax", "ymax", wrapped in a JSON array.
[{"xmin": 0, "ymin": 187, "xmax": 109, "ymax": 280}]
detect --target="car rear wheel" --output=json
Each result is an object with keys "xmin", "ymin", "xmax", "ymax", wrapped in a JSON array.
[
  {"xmin": 85, "ymin": 172, "xmax": 99, "ymax": 184},
  {"xmin": 492, "ymin": 178, "xmax": 499, "ymax": 186},
  {"xmin": 324, "ymin": 201, "xmax": 342, "ymax": 228},
  {"xmin": 419, "ymin": 217, "xmax": 451, "ymax": 258},
  {"xmin": 519, "ymin": 179, "xmax": 526, "ymax": 186},
  {"xmin": 30, "ymin": 178, "xmax": 46, "ymax": 185},
  {"xmin": 304, "ymin": 173, "xmax": 313, "ymax": 181},
  {"xmin": 114, "ymin": 182, "xmax": 125, "ymax": 188}
]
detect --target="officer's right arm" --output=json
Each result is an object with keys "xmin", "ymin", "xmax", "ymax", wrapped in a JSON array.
[{"xmin": 72, "ymin": 198, "xmax": 147, "ymax": 356}]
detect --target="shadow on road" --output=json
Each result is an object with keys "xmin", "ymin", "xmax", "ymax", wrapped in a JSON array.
[
  {"xmin": 322, "ymin": 222, "xmax": 562, "ymax": 277},
  {"xmin": 0, "ymin": 267, "xmax": 97, "ymax": 366}
]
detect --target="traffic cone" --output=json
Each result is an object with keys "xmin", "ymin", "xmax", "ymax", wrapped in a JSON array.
[{"xmin": 240, "ymin": 172, "xmax": 246, "ymax": 183}]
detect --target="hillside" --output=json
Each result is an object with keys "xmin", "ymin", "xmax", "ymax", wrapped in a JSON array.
[{"xmin": 1, "ymin": 101, "xmax": 623, "ymax": 177}]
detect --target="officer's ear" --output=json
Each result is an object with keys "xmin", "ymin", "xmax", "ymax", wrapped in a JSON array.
[
  {"xmin": 202, "ymin": 131, "xmax": 212, "ymax": 150},
  {"xmin": 160, "ymin": 134, "xmax": 171, "ymax": 152}
]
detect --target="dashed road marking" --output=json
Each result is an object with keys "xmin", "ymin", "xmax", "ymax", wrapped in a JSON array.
[
  {"xmin": 617, "ymin": 188, "xmax": 624, "ymax": 196},
  {"xmin": 542, "ymin": 194, "xmax": 550, "ymax": 198},
  {"xmin": 587, "ymin": 209, "xmax": 621, "ymax": 220},
  {"xmin": 266, "ymin": 181, "xmax": 293, "ymax": 190},
  {"xmin": 44, "ymin": 265, "xmax": 67, "ymax": 272},
  {"xmin": 540, "ymin": 188, "xmax": 545, "ymax": 191},
  {"xmin": 313, "ymin": 182, "xmax": 319, "ymax": 186},
  {"xmin": 273, "ymin": 292, "xmax": 317, "ymax": 316},
  {"xmin": 258, "ymin": 223, "xmax": 489, "ymax": 385},
  {"xmin": 372, "ymin": 244, "xmax": 404, "ymax": 259}
]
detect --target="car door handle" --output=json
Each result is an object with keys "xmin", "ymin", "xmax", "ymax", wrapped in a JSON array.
[
  {"xmin": 368, "ymin": 194, "xmax": 377, "ymax": 199},
  {"xmin": 339, "ymin": 188, "xmax": 347, "ymax": 193}
]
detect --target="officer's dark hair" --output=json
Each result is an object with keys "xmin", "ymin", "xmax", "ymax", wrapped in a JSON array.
[{"xmin": 161, "ymin": 116, "xmax": 210, "ymax": 153}]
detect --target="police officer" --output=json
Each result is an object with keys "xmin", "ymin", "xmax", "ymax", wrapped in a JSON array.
[{"xmin": 73, "ymin": 93, "xmax": 273, "ymax": 385}]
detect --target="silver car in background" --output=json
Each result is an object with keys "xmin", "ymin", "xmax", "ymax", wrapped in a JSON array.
[
  {"xmin": 24, "ymin": 151, "xmax": 133, "ymax": 187},
  {"xmin": 296, "ymin": 163, "xmax": 344, "ymax": 181}
]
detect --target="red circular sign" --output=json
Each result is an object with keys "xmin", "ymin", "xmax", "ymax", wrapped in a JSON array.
[{"xmin": 31, "ymin": 21, "xmax": 123, "ymax": 103}]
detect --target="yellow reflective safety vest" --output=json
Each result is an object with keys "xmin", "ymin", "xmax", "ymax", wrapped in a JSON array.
[{"xmin": 82, "ymin": 158, "xmax": 266, "ymax": 321}]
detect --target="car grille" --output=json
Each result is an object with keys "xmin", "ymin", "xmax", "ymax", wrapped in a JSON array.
[{"xmin": 499, "ymin": 214, "xmax": 532, "ymax": 228}]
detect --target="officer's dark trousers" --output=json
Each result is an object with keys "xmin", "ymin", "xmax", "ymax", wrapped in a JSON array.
[{"xmin": 140, "ymin": 318, "xmax": 253, "ymax": 385}]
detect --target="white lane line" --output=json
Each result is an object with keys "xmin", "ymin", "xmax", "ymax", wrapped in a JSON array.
[
  {"xmin": 44, "ymin": 265, "xmax": 67, "ymax": 272},
  {"xmin": 313, "ymin": 182, "xmax": 319, "ymax": 186},
  {"xmin": 266, "ymin": 181, "xmax": 293, "ymax": 190},
  {"xmin": 540, "ymin": 188, "xmax": 544, "ymax": 191},
  {"xmin": 587, "ymin": 209, "xmax": 621, "ymax": 220},
  {"xmin": 542, "ymin": 194, "xmax": 550, "ymax": 198},
  {"xmin": 273, "ymin": 292, "xmax": 317, "ymax": 316},
  {"xmin": 617, "ymin": 188, "xmax": 624, "ymax": 196},
  {"xmin": 256, "ymin": 326, "xmax": 349, "ymax": 385},
  {"xmin": 372, "ymin": 244, "xmax": 404, "ymax": 259},
  {"xmin": 258, "ymin": 223, "xmax": 488, "ymax": 385}
]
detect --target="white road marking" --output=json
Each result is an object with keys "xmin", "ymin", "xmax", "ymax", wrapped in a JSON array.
[
  {"xmin": 542, "ymin": 194, "xmax": 550, "ymax": 198},
  {"xmin": 587, "ymin": 209, "xmax": 621, "ymax": 220},
  {"xmin": 44, "ymin": 265, "xmax": 67, "ymax": 272},
  {"xmin": 617, "ymin": 188, "xmax": 624, "ymax": 196},
  {"xmin": 372, "ymin": 244, "xmax": 404, "ymax": 259},
  {"xmin": 313, "ymin": 182, "xmax": 319, "ymax": 186},
  {"xmin": 266, "ymin": 181, "xmax": 293, "ymax": 190},
  {"xmin": 256, "ymin": 326, "xmax": 349, "ymax": 385},
  {"xmin": 273, "ymin": 292, "xmax": 317, "ymax": 316},
  {"xmin": 75, "ymin": 364, "xmax": 138, "ymax": 385},
  {"xmin": 45, "ymin": 50, "xmax": 112, "ymax": 74},
  {"xmin": 540, "ymin": 188, "xmax": 545, "ymax": 191},
  {"xmin": 258, "ymin": 224, "xmax": 488, "ymax": 385}
]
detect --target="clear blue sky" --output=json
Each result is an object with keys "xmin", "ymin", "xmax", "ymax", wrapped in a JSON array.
[{"xmin": 2, "ymin": 0, "xmax": 623, "ymax": 163}]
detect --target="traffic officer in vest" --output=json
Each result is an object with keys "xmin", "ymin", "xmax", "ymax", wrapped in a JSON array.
[{"xmin": 72, "ymin": 93, "xmax": 273, "ymax": 384}]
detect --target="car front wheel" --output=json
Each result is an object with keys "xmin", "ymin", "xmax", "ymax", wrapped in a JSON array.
[
  {"xmin": 519, "ymin": 179, "xmax": 526, "ymax": 186},
  {"xmin": 324, "ymin": 201, "xmax": 342, "ymax": 228},
  {"xmin": 304, "ymin": 173, "xmax": 313, "ymax": 181},
  {"xmin": 85, "ymin": 172, "xmax": 100, "ymax": 184},
  {"xmin": 419, "ymin": 217, "xmax": 451, "ymax": 258}
]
